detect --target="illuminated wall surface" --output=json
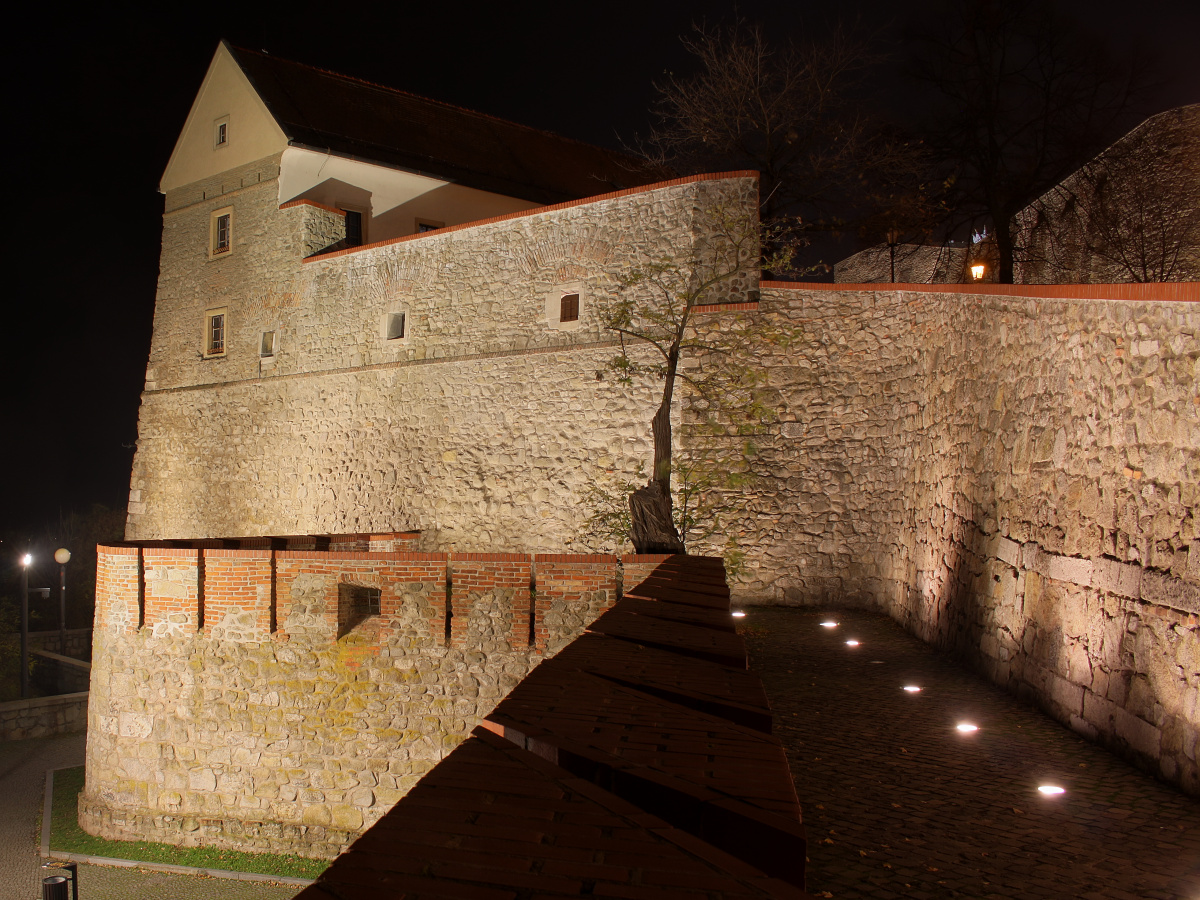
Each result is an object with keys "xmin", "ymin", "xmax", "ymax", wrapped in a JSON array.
[{"xmin": 91, "ymin": 73, "xmax": 1197, "ymax": 854}]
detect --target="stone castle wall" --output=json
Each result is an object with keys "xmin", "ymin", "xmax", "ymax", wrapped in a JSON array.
[
  {"xmin": 83, "ymin": 542, "xmax": 626, "ymax": 856},
  {"xmin": 1015, "ymin": 105, "xmax": 1200, "ymax": 284},
  {"xmin": 689, "ymin": 282, "xmax": 1198, "ymax": 792},
  {"xmin": 120, "ymin": 156, "xmax": 1196, "ymax": 802},
  {"xmin": 127, "ymin": 166, "xmax": 757, "ymax": 549}
]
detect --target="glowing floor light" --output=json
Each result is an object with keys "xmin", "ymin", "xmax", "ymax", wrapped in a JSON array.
[
  {"xmin": 820, "ymin": 621, "xmax": 838, "ymax": 628},
  {"xmin": 731, "ymin": 610, "xmax": 746, "ymax": 618},
  {"xmin": 1038, "ymin": 785, "xmax": 1065, "ymax": 796},
  {"xmin": 845, "ymin": 640, "xmax": 860, "ymax": 647},
  {"xmin": 903, "ymin": 685, "xmax": 922, "ymax": 693},
  {"xmin": 956, "ymin": 722, "xmax": 979, "ymax": 733}
]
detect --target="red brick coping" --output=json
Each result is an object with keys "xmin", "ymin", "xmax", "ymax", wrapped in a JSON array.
[
  {"xmin": 761, "ymin": 280, "xmax": 1198, "ymax": 302},
  {"xmin": 300, "ymin": 171, "xmax": 760, "ymax": 263}
]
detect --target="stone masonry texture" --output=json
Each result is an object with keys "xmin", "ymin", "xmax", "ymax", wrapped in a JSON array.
[
  {"xmin": 83, "ymin": 544, "xmax": 635, "ymax": 857},
  {"xmin": 690, "ymin": 284, "xmax": 1198, "ymax": 794},
  {"xmin": 108, "ymin": 153, "xmax": 1197, "ymax": 858}
]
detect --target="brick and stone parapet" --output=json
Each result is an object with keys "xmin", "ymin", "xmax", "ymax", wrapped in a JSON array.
[
  {"xmin": 82, "ymin": 541, "xmax": 658, "ymax": 856},
  {"xmin": 449, "ymin": 553, "xmax": 531, "ymax": 651},
  {"xmin": 295, "ymin": 555, "xmax": 806, "ymax": 898},
  {"xmin": 534, "ymin": 553, "xmax": 618, "ymax": 653}
]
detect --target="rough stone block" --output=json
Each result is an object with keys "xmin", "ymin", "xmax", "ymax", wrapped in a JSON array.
[
  {"xmin": 1045, "ymin": 554, "xmax": 1093, "ymax": 587},
  {"xmin": 1092, "ymin": 557, "xmax": 1142, "ymax": 599},
  {"xmin": 1142, "ymin": 570, "xmax": 1200, "ymax": 614},
  {"xmin": 1113, "ymin": 706, "xmax": 1162, "ymax": 759}
]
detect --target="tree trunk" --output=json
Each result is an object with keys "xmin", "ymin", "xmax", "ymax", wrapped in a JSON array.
[
  {"xmin": 629, "ymin": 481, "xmax": 685, "ymax": 554},
  {"xmin": 630, "ymin": 345, "xmax": 685, "ymax": 554}
]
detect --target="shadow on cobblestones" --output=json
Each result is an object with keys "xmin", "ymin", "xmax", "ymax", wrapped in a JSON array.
[{"xmin": 743, "ymin": 606, "xmax": 1200, "ymax": 900}]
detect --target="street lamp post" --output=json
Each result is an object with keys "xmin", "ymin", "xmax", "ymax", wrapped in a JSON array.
[
  {"xmin": 55, "ymin": 549, "xmax": 71, "ymax": 655},
  {"xmin": 20, "ymin": 553, "xmax": 31, "ymax": 699}
]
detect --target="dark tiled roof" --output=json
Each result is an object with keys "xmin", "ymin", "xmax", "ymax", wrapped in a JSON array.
[{"xmin": 227, "ymin": 42, "xmax": 671, "ymax": 205}]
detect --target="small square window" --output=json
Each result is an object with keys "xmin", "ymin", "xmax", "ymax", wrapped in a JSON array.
[
  {"xmin": 210, "ymin": 207, "xmax": 233, "ymax": 257},
  {"xmin": 205, "ymin": 309, "xmax": 227, "ymax": 357},
  {"xmin": 416, "ymin": 218, "xmax": 444, "ymax": 234},
  {"xmin": 387, "ymin": 312, "xmax": 406, "ymax": 340},
  {"xmin": 560, "ymin": 293, "xmax": 580, "ymax": 323},
  {"xmin": 260, "ymin": 331, "xmax": 276, "ymax": 357}
]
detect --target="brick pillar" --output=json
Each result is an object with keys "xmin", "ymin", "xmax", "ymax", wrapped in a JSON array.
[
  {"xmin": 95, "ymin": 545, "xmax": 141, "ymax": 636},
  {"xmin": 203, "ymin": 550, "xmax": 274, "ymax": 635},
  {"xmin": 533, "ymin": 554, "xmax": 619, "ymax": 652},
  {"xmin": 449, "ymin": 554, "xmax": 532, "ymax": 650},
  {"xmin": 142, "ymin": 548, "xmax": 200, "ymax": 635}
]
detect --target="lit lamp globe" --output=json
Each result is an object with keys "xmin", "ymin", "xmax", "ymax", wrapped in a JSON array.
[{"xmin": 55, "ymin": 548, "xmax": 72, "ymax": 565}]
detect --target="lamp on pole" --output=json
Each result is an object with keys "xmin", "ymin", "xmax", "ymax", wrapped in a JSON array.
[
  {"xmin": 19, "ymin": 553, "xmax": 31, "ymax": 699},
  {"xmin": 886, "ymin": 228, "xmax": 901, "ymax": 284},
  {"xmin": 55, "ymin": 548, "xmax": 71, "ymax": 655}
]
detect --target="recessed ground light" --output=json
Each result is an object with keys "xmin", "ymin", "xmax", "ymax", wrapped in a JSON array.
[
  {"xmin": 956, "ymin": 723, "xmax": 978, "ymax": 733},
  {"xmin": 820, "ymin": 621, "xmax": 838, "ymax": 628},
  {"xmin": 903, "ymin": 686, "xmax": 922, "ymax": 693},
  {"xmin": 1038, "ymin": 785, "xmax": 1065, "ymax": 796},
  {"xmin": 731, "ymin": 611, "xmax": 746, "ymax": 618},
  {"xmin": 845, "ymin": 640, "xmax": 860, "ymax": 647}
]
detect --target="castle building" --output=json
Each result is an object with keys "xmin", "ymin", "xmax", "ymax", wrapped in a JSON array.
[{"xmin": 84, "ymin": 43, "xmax": 1197, "ymax": 858}]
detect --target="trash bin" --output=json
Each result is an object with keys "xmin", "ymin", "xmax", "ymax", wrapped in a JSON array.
[{"xmin": 41, "ymin": 875, "xmax": 69, "ymax": 900}]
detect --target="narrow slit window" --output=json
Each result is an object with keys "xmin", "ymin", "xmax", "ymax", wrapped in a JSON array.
[
  {"xmin": 260, "ymin": 331, "xmax": 276, "ymax": 357},
  {"xmin": 560, "ymin": 293, "xmax": 579, "ymax": 322},
  {"xmin": 344, "ymin": 210, "xmax": 363, "ymax": 247},
  {"xmin": 387, "ymin": 312, "xmax": 406, "ymax": 340}
]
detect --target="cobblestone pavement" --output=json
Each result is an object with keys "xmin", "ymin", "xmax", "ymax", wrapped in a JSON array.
[
  {"xmin": 742, "ymin": 606, "xmax": 1200, "ymax": 900},
  {"xmin": 0, "ymin": 733, "xmax": 299, "ymax": 900}
]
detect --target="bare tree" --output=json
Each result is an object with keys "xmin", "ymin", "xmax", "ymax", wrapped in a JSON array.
[
  {"xmin": 601, "ymin": 194, "xmax": 795, "ymax": 553},
  {"xmin": 1022, "ymin": 105, "xmax": 1200, "ymax": 282},
  {"xmin": 640, "ymin": 20, "xmax": 893, "ymax": 225},
  {"xmin": 910, "ymin": 0, "xmax": 1148, "ymax": 283}
]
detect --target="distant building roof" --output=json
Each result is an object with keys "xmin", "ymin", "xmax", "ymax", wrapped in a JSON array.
[{"xmin": 227, "ymin": 42, "xmax": 671, "ymax": 206}]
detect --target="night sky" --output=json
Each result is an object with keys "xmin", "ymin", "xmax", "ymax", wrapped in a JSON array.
[{"xmin": 6, "ymin": 0, "xmax": 1197, "ymax": 541}]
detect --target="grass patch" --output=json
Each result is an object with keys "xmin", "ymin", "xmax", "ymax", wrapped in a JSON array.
[{"xmin": 49, "ymin": 767, "xmax": 328, "ymax": 880}]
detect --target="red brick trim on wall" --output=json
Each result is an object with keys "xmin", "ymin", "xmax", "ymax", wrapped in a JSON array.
[
  {"xmin": 761, "ymin": 280, "xmax": 1199, "ymax": 302},
  {"xmin": 279, "ymin": 198, "xmax": 347, "ymax": 215},
  {"xmin": 303, "ymin": 171, "xmax": 760, "ymax": 263}
]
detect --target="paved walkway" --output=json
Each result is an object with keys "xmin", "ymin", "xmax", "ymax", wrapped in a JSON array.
[
  {"xmin": 0, "ymin": 733, "xmax": 298, "ymax": 900},
  {"xmin": 743, "ymin": 606, "xmax": 1200, "ymax": 900}
]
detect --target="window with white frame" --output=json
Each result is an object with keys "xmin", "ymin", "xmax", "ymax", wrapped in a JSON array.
[
  {"xmin": 210, "ymin": 207, "xmax": 233, "ymax": 257},
  {"xmin": 545, "ymin": 284, "xmax": 585, "ymax": 330},
  {"xmin": 214, "ymin": 116, "xmax": 229, "ymax": 148},
  {"xmin": 205, "ymin": 308, "xmax": 228, "ymax": 357}
]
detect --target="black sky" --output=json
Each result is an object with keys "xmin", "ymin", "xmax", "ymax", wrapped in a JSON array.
[{"xmin": 6, "ymin": 0, "xmax": 1197, "ymax": 540}]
